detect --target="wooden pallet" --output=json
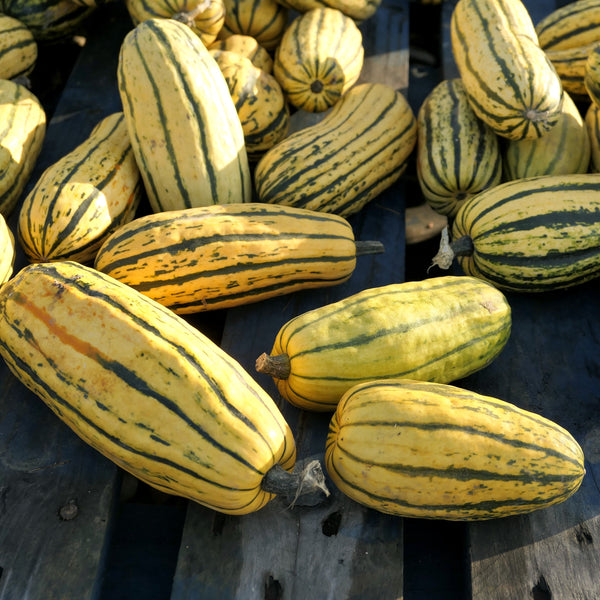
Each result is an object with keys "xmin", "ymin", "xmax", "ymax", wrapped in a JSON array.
[{"xmin": 0, "ymin": 1, "xmax": 599, "ymax": 599}]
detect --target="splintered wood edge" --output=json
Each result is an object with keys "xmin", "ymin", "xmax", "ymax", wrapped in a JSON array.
[{"xmin": 405, "ymin": 203, "xmax": 448, "ymax": 245}]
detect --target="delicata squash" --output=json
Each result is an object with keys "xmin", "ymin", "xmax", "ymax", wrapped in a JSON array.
[{"xmin": 0, "ymin": 261, "xmax": 316, "ymax": 515}]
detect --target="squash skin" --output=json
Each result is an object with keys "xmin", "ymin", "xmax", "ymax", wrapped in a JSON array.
[
  {"xmin": 17, "ymin": 112, "xmax": 142, "ymax": 265},
  {"xmin": 118, "ymin": 17, "xmax": 252, "ymax": 213},
  {"xmin": 0, "ymin": 261, "xmax": 296, "ymax": 515},
  {"xmin": 585, "ymin": 102, "xmax": 600, "ymax": 172},
  {"xmin": 416, "ymin": 78, "xmax": 502, "ymax": 218},
  {"xmin": 257, "ymin": 276, "xmax": 511, "ymax": 411},
  {"xmin": 0, "ymin": 79, "xmax": 46, "ymax": 218},
  {"xmin": 273, "ymin": 7, "xmax": 364, "ymax": 113},
  {"xmin": 448, "ymin": 174, "xmax": 600, "ymax": 292},
  {"xmin": 450, "ymin": 0, "xmax": 564, "ymax": 140},
  {"xmin": 544, "ymin": 44, "xmax": 595, "ymax": 98},
  {"xmin": 94, "ymin": 203, "xmax": 358, "ymax": 313},
  {"xmin": 254, "ymin": 82, "xmax": 417, "ymax": 217},
  {"xmin": 0, "ymin": 213, "xmax": 15, "ymax": 284},
  {"xmin": 209, "ymin": 33, "xmax": 273, "ymax": 73},
  {"xmin": 0, "ymin": 13, "xmax": 37, "ymax": 80},
  {"xmin": 274, "ymin": 0, "xmax": 381, "ymax": 21},
  {"xmin": 325, "ymin": 379, "xmax": 585, "ymax": 520},
  {"xmin": 124, "ymin": 0, "xmax": 226, "ymax": 47},
  {"xmin": 503, "ymin": 91, "xmax": 590, "ymax": 180}
]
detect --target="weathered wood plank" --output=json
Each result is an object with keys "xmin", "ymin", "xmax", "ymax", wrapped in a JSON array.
[
  {"xmin": 0, "ymin": 3, "xmax": 132, "ymax": 599},
  {"xmin": 171, "ymin": 1, "xmax": 410, "ymax": 598}
]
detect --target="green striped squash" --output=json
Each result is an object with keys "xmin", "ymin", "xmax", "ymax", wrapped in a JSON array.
[
  {"xmin": 209, "ymin": 33, "xmax": 273, "ymax": 73},
  {"xmin": 0, "ymin": 260, "xmax": 297, "ymax": 515},
  {"xmin": 0, "ymin": 13, "xmax": 37, "ymax": 80},
  {"xmin": 432, "ymin": 174, "xmax": 600, "ymax": 292},
  {"xmin": 503, "ymin": 91, "xmax": 590, "ymax": 180},
  {"xmin": 543, "ymin": 44, "xmax": 594, "ymax": 98},
  {"xmin": 416, "ymin": 78, "xmax": 502, "ymax": 218},
  {"xmin": 0, "ymin": 0, "xmax": 96, "ymax": 42},
  {"xmin": 118, "ymin": 17, "xmax": 252, "ymax": 213},
  {"xmin": 0, "ymin": 213, "xmax": 14, "ymax": 284},
  {"xmin": 220, "ymin": 0, "xmax": 288, "ymax": 51},
  {"xmin": 273, "ymin": 7, "xmax": 363, "ymax": 113},
  {"xmin": 0, "ymin": 79, "xmax": 46, "ymax": 218},
  {"xmin": 209, "ymin": 49, "xmax": 289, "ymax": 161},
  {"xmin": 17, "ymin": 112, "xmax": 142, "ymax": 265},
  {"xmin": 94, "ymin": 203, "xmax": 380, "ymax": 313},
  {"xmin": 254, "ymin": 82, "xmax": 417, "ymax": 217},
  {"xmin": 585, "ymin": 102, "xmax": 600, "ymax": 172},
  {"xmin": 450, "ymin": 0, "xmax": 564, "ymax": 140},
  {"xmin": 325, "ymin": 379, "xmax": 585, "ymax": 520},
  {"xmin": 255, "ymin": 276, "xmax": 511, "ymax": 411},
  {"xmin": 585, "ymin": 43, "xmax": 600, "ymax": 107},
  {"xmin": 536, "ymin": 0, "xmax": 600, "ymax": 52},
  {"xmin": 274, "ymin": 0, "xmax": 381, "ymax": 21},
  {"xmin": 124, "ymin": 0, "xmax": 226, "ymax": 47}
]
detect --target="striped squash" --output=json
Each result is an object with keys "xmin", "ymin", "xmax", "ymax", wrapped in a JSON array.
[
  {"xmin": 544, "ymin": 44, "xmax": 595, "ymax": 98},
  {"xmin": 325, "ymin": 379, "xmax": 585, "ymax": 520},
  {"xmin": 503, "ymin": 91, "xmax": 590, "ymax": 180},
  {"xmin": 432, "ymin": 174, "xmax": 600, "ymax": 292},
  {"xmin": 209, "ymin": 49, "xmax": 289, "ymax": 161},
  {"xmin": 220, "ymin": 0, "xmax": 288, "ymax": 51},
  {"xmin": 0, "ymin": 0, "xmax": 96, "ymax": 42},
  {"xmin": 254, "ymin": 82, "xmax": 417, "ymax": 217},
  {"xmin": 124, "ymin": 0, "xmax": 226, "ymax": 47},
  {"xmin": 0, "ymin": 79, "xmax": 46, "ymax": 218},
  {"xmin": 94, "ymin": 203, "xmax": 382, "ymax": 313},
  {"xmin": 416, "ymin": 78, "xmax": 502, "ymax": 218},
  {"xmin": 17, "ymin": 112, "xmax": 142, "ymax": 265},
  {"xmin": 0, "ymin": 13, "xmax": 37, "ymax": 80},
  {"xmin": 274, "ymin": 0, "xmax": 381, "ymax": 21},
  {"xmin": 209, "ymin": 33, "xmax": 273, "ymax": 73},
  {"xmin": 0, "ymin": 261, "xmax": 297, "ymax": 515},
  {"xmin": 585, "ymin": 102, "xmax": 600, "ymax": 172},
  {"xmin": 586, "ymin": 43, "xmax": 600, "ymax": 107},
  {"xmin": 450, "ymin": 0, "xmax": 564, "ymax": 140},
  {"xmin": 273, "ymin": 7, "xmax": 364, "ymax": 113},
  {"xmin": 118, "ymin": 17, "xmax": 252, "ymax": 213},
  {"xmin": 535, "ymin": 0, "xmax": 600, "ymax": 52},
  {"xmin": 255, "ymin": 276, "xmax": 511, "ymax": 411},
  {"xmin": 0, "ymin": 213, "xmax": 14, "ymax": 284}
]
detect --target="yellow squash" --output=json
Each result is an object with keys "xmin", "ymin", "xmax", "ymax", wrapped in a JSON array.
[
  {"xmin": 0, "ymin": 213, "xmax": 15, "ymax": 284},
  {"xmin": 209, "ymin": 33, "xmax": 273, "ymax": 72},
  {"xmin": 0, "ymin": 13, "xmax": 37, "ymax": 80}
]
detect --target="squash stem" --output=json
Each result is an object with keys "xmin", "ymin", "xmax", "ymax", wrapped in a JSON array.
[
  {"xmin": 256, "ymin": 352, "xmax": 290, "ymax": 379},
  {"xmin": 355, "ymin": 240, "xmax": 385, "ymax": 256},
  {"xmin": 430, "ymin": 226, "xmax": 474, "ymax": 270},
  {"xmin": 262, "ymin": 459, "xmax": 330, "ymax": 507},
  {"xmin": 173, "ymin": 0, "xmax": 212, "ymax": 25}
]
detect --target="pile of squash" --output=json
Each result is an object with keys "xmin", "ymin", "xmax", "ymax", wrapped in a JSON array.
[{"xmin": 0, "ymin": 0, "xmax": 596, "ymax": 520}]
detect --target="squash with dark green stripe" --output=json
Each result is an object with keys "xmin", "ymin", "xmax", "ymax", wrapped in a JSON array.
[
  {"xmin": 0, "ymin": 260, "xmax": 299, "ymax": 515},
  {"xmin": 220, "ymin": 0, "xmax": 288, "ymax": 51},
  {"xmin": 503, "ymin": 91, "xmax": 590, "ymax": 180},
  {"xmin": 124, "ymin": 0, "xmax": 226, "ymax": 47},
  {"xmin": 255, "ymin": 276, "xmax": 511, "ymax": 411},
  {"xmin": 209, "ymin": 33, "xmax": 273, "ymax": 72},
  {"xmin": 585, "ymin": 43, "xmax": 600, "ymax": 107},
  {"xmin": 416, "ymin": 78, "xmax": 502, "ymax": 218},
  {"xmin": 17, "ymin": 112, "xmax": 142, "ymax": 265},
  {"xmin": 450, "ymin": 0, "xmax": 564, "ymax": 140},
  {"xmin": 273, "ymin": 7, "xmax": 363, "ymax": 113},
  {"xmin": 118, "ymin": 17, "xmax": 252, "ymax": 213},
  {"xmin": 585, "ymin": 102, "xmax": 600, "ymax": 172},
  {"xmin": 0, "ymin": 13, "xmax": 37, "ymax": 80},
  {"xmin": 0, "ymin": 79, "xmax": 46, "ymax": 218},
  {"xmin": 0, "ymin": 213, "xmax": 14, "ymax": 284},
  {"xmin": 431, "ymin": 174, "xmax": 600, "ymax": 292},
  {"xmin": 94, "ymin": 203, "xmax": 383, "ymax": 313},
  {"xmin": 543, "ymin": 44, "xmax": 593, "ymax": 98},
  {"xmin": 325, "ymin": 379, "xmax": 585, "ymax": 520},
  {"xmin": 274, "ymin": 0, "xmax": 381, "ymax": 21},
  {"xmin": 254, "ymin": 82, "xmax": 417, "ymax": 217}
]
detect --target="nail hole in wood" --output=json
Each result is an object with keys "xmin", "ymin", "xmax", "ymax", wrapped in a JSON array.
[
  {"xmin": 322, "ymin": 510, "xmax": 342, "ymax": 536},
  {"xmin": 575, "ymin": 523, "xmax": 593, "ymax": 545},
  {"xmin": 532, "ymin": 574, "xmax": 552, "ymax": 600},
  {"xmin": 264, "ymin": 574, "xmax": 283, "ymax": 600}
]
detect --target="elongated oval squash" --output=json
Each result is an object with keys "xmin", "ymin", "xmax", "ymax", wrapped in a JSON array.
[
  {"xmin": 17, "ymin": 112, "xmax": 142, "ymax": 265},
  {"xmin": 118, "ymin": 17, "xmax": 252, "ymax": 213},
  {"xmin": 450, "ymin": 0, "xmax": 564, "ymax": 140},
  {"xmin": 254, "ymin": 82, "xmax": 417, "ymax": 217},
  {"xmin": 585, "ymin": 43, "xmax": 600, "ymax": 107},
  {"xmin": 416, "ymin": 78, "xmax": 502, "ymax": 218},
  {"xmin": 543, "ymin": 43, "xmax": 594, "ymax": 98},
  {"xmin": 432, "ymin": 174, "xmax": 600, "ymax": 292},
  {"xmin": 585, "ymin": 102, "xmax": 600, "ymax": 172},
  {"xmin": 209, "ymin": 33, "xmax": 273, "ymax": 72},
  {"xmin": 0, "ymin": 79, "xmax": 46, "ymax": 218},
  {"xmin": 0, "ymin": 13, "xmax": 37, "ymax": 80},
  {"xmin": 273, "ymin": 7, "xmax": 364, "ymax": 113},
  {"xmin": 94, "ymin": 203, "xmax": 381, "ymax": 313},
  {"xmin": 124, "ymin": 0, "xmax": 226, "ymax": 47},
  {"xmin": 503, "ymin": 91, "xmax": 590, "ymax": 180},
  {"xmin": 255, "ymin": 276, "xmax": 511, "ymax": 411},
  {"xmin": 209, "ymin": 49, "xmax": 289, "ymax": 160},
  {"xmin": 0, "ymin": 213, "xmax": 15, "ymax": 284},
  {"xmin": 0, "ymin": 260, "xmax": 297, "ymax": 515},
  {"xmin": 325, "ymin": 379, "xmax": 585, "ymax": 520},
  {"xmin": 274, "ymin": 0, "xmax": 381, "ymax": 21}
]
